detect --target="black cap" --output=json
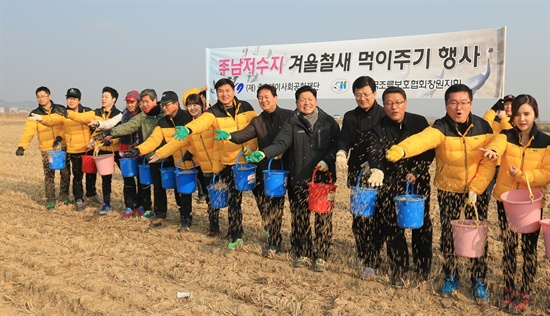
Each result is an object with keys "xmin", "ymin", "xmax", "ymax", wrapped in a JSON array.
[
  {"xmin": 66, "ymin": 88, "xmax": 82, "ymax": 99},
  {"xmin": 159, "ymin": 91, "xmax": 178, "ymax": 104},
  {"xmin": 503, "ymin": 94, "xmax": 515, "ymax": 102}
]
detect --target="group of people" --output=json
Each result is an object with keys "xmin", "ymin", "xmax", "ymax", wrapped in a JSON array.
[{"xmin": 16, "ymin": 77, "xmax": 549, "ymax": 314}]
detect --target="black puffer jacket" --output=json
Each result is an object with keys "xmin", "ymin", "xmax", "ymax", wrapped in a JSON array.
[
  {"xmin": 338, "ymin": 102, "xmax": 385, "ymax": 187},
  {"xmin": 262, "ymin": 107, "xmax": 340, "ymax": 187},
  {"xmin": 229, "ymin": 106, "xmax": 294, "ymax": 177}
]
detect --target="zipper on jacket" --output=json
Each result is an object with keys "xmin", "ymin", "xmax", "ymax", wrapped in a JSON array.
[{"xmin": 199, "ymin": 134, "xmax": 214, "ymax": 169}]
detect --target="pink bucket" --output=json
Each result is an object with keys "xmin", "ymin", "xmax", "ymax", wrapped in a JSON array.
[
  {"xmin": 500, "ymin": 190, "xmax": 543, "ymax": 234},
  {"xmin": 94, "ymin": 154, "xmax": 115, "ymax": 176},
  {"xmin": 541, "ymin": 219, "xmax": 550, "ymax": 259},
  {"xmin": 451, "ymin": 219, "xmax": 488, "ymax": 258}
]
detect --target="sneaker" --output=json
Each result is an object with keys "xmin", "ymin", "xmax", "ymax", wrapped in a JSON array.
[
  {"xmin": 227, "ymin": 238, "xmax": 243, "ymax": 250},
  {"xmin": 262, "ymin": 245, "xmax": 280, "ymax": 258},
  {"xmin": 360, "ymin": 266, "xmax": 378, "ymax": 279},
  {"xmin": 141, "ymin": 210, "xmax": 154, "ymax": 219},
  {"xmin": 178, "ymin": 226, "xmax": 191, "ymax": 233},
  {"xmin": 314, "ymin": 258, "xmax": 327, "ymax": 272},
  {"xmin": 135, "ymin": 206, "xmax": 145, "ymax": 216},
  {"xmin": 509, "ymin": 292, "xmax": 529, "ymax": 314},
  {"xmin": 151, "ymin": 218, "xmax": 164, "ymax": 227},
  {"xmin": 122, "ymin": 207, "xmax": 135, "ymax": 219},
  {"xmin": 46, "ymin": 200, "xmax": 55, "ymax": 210},
  {"xmin": 207, "ymin": 228, "xmax": 221, "ymax": 237},
  {"xmin": 391, "ymin": 272, "xmax": 407, "ymax": 289},
  {"xmin": 86, "ymin": 194, "xmax": 101, "ymax": 204},
  {"xmin": 293, "ymin": 256, "xmax": 311, "ymax": 268},
  {"xmin": 63, "ymin": 198, "xmax": 73, "ymax": 205},
  {"xmin": 499, "ymin": 287, "xmax": 515, "ymax": 309},
  {"xmin": 472, "ymin": 278, "xmax": 489, "ymax": 305},
  {"xmin": 75, "ymin": 199, "xmax": 84, "ymax": 211},
  {"xmin": 440, "ymin": 275, "xmax": 458, "ymax": 298},
  {"xmin": 99, "ymin": 203, "xmax": 112, "ymax": 215}
]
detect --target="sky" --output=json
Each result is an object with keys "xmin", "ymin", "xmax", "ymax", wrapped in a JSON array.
[{"xmin": 1, "ymin": 0, "xmax": 549, "ymax": 121}]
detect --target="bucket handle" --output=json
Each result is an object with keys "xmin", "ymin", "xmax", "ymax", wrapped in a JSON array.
[
  {"xmin": 525, "ymin": 173, "xmax": 534, "ymax": 203},
  {"xmin": 311, "ymin": 166, "xmax": 333, "ymax": 185},
  {"xmin": 235, "ymin": 151, "xmax": 246, "ymax": 169},
  {"xmin": 459, "ymin": 201, "xmax": 481, "ymax": 227},
  {"xmin": 267, "ymin": 158, "xmax": 284, "ymax": 174},
  {"xmin": 355, "ymin": 169, "xmax": 374, "ymax": 189},
  {"xmin": 93, "ymin": 145, "xmax": 114, "ymax": 157},
  {"xmin": 176, "ymin": 157, "xmax": 196, "ymax": 170}
]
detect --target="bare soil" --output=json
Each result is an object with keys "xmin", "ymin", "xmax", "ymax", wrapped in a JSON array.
[{"xmin": 1, "ymin": 114, "xmax": 549, "ymax": 315}]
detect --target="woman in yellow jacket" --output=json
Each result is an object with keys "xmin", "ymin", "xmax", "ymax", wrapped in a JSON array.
[
  {"xmin": 152, "ymin": 92, "xmax": 224, "ymax": 235},
  {"xmin": 482, "ymin": 94, "xmax": 550, "ymax": 314}
]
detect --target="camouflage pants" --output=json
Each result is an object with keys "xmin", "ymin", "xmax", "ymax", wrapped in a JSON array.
[{"xmin": 41, "ymin": 150, "xmax": 71, "ymax": 201}]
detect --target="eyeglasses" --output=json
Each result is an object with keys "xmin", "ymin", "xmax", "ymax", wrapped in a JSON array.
[
  {"xmin": 384, "ymin": 100, "xmax": 406, "ymax": 107},
  {"xmin": 354, "ymin": 92, "xmax": 374, "ymax": 100},
  {"xmin": 161, "ymin": 102, "xmax": 173, "ymax": 108},
  {"xmin": 447, "ymin": 100, "xmax": 471, "ymax": 107}
]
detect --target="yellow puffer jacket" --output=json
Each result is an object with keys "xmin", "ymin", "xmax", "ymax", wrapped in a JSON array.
[
  {"xmin": 483, "ymin": 109, "xmax": 513, "ymax": 166},
  {"xmin": 396, "ymin": 114, "xmax": 496, "ymax": 195},
  {"xmin": 17, "ymin": 103, "xmax": 66, "ymax": 151},
  {"xmin": 155, "ymin": 124, "xmax": 223, "ymax": 173},
  {"xmin": 185, "ymin": 99, "xmax": 258, "ymax": 166},
  {"xmin": 486, "ymin": 124, "xmax": 550, "ymax": 202},
  {"xmin": 137, "ymin": 108, "xmax": 193, "ymax": 168},
  {"xmin": 67, "ymin": 107, "xmax": 121, "ymax": 152},
  {"xmin": 40, "ymin": 105, "xmax": 95, "ymax": 154}
]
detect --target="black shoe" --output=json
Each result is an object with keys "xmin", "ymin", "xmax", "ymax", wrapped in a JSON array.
[
  {"xmin": 391, "ymin": 272, "xmax": 407, "ymax": 289},
  {"xmin": 207, "ymin": 228, "xmax": 221, "ymax": 237}
]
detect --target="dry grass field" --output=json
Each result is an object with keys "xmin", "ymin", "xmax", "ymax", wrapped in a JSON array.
[{"xmin": 1, "ymin": 114, "xmax": 549, "ymax": 315}]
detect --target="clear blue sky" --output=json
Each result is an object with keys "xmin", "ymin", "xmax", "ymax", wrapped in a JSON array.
[{"xmin": 1, "ymin": 0, "xmax": 549, "ymax": 121}]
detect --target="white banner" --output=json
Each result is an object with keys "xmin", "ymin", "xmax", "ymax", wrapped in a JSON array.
[{"xmin": 206, "ymin": 27, "xmax": 506, "ymax": 101}]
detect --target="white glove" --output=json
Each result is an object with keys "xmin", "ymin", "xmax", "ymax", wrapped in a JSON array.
[
  {"xmin": 336, "ymin": 150, "xmax": 347, "ymax": 170},
  {"xmin": 29, "ymin": 113, "xmax": 43, "ymax": 122},
  {"xmin": 468, "ymin": 191, "xmax": 477, "ymax": 205},
  {"xmin": 317, "ymin": 160, "xmax": 329, "ymax": 172},
  {"xmin": 367, "ymin": 168, "xmax": 384, "ymax": 187}
]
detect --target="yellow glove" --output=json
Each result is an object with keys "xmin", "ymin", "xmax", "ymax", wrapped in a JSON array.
[{"xmin": 386, "ymin": 145, "xmax": 405, "ymax": 162}]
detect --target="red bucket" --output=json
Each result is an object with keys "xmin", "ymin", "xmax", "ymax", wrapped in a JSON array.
[
  {"xmin": 308, "ymin": 167, "xmax": 337, "ymax": 214},
  {"xmin": 82, "ymin": 151, "xmax": 97, "ymax": 174}
]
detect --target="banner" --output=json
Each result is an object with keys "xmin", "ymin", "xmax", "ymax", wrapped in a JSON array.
[{"xmin": 206, "ymin": 27, "xmax": 506, "ymax": 101}]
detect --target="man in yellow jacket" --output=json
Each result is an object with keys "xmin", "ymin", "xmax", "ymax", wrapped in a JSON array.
[
  {"xmin": 16, "ymin": 86, "xmax": 71, "ymax": 210},
  {"xmin": 386, "ymin": 83, "xmax": 496, "ymax": 304},
  {"xmin": 29, "ymin": 88, "xmax": 99, "ymax": 211},
  {"xmin": 173, "ymin": 78, "xmax": 258, "ymax": 250}
]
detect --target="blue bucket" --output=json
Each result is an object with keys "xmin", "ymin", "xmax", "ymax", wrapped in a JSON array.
[
  {"xmin": 160, "ymin": 159, "xmax": 176, "ymax": 189},
  {"xmin": 350, "ymin": 169, "xmax": 377, "ymax": 217},
  {"xmin": 207, "ymin": 174, "xmax": 229, "ymax": 208},
  {"xmin": 138, "ymin": 157, "xmax": 152, "ymax": 185},
  {"xmin": 47, "ymin": 146, "xmax": 66, "ymax": 170},
  {"xmin": 175, "ymin": 158, "xmax": 197, "ymax": 194},
  {"xmin": 394, "ymin": 179, "xmax": 426, "ymax": 229},
  {"xmin": 232, "ymin": 151, "xmax": 257, "ymax": 191},
  {"xmin": 263, "ymin": 158, "xmax": 288, "ymax": 197},
  {"xmin": 120, "ymin": 157, "xmax": 138, "ymax": 177}
]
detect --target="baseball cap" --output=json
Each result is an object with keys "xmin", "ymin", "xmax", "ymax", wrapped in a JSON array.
[
  {"xmin": 503, "ymin": 94, "xmax": 515, "ymax": 102},
  {"xmin": 125, "ymin": 90, "xmax": 141, "ymax": 102},
  {"xmin": 66, "ymin": 88, "xmax": 82, "ymax": 99},
  {"xmin": 159, "ymin": 91, "xmax": 178, "ymax": 104}
]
